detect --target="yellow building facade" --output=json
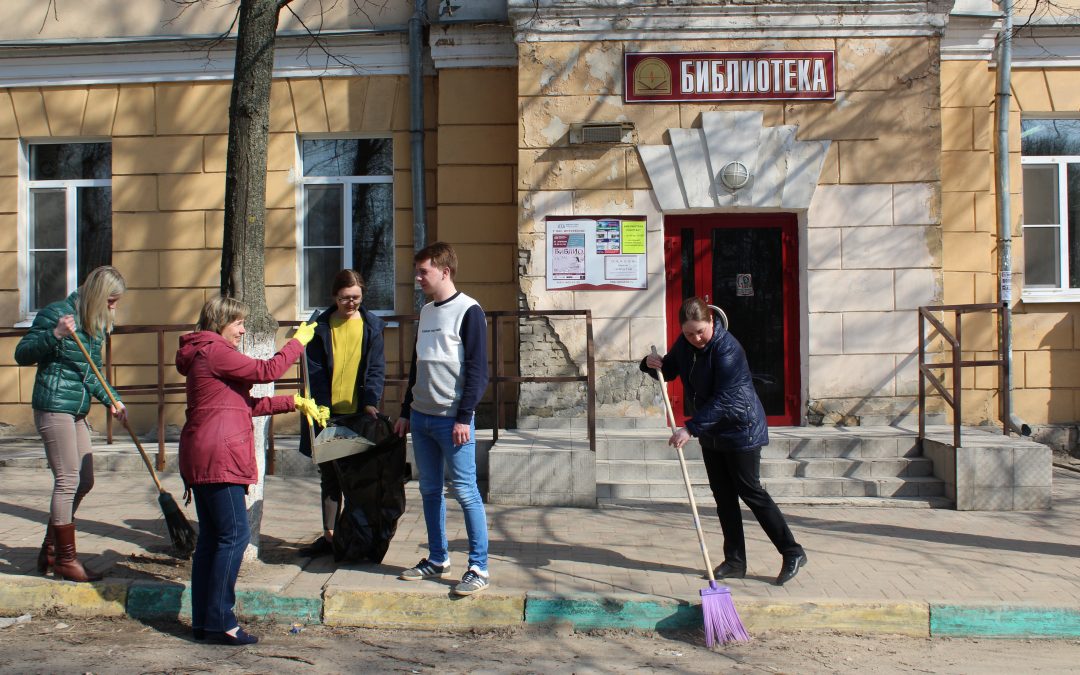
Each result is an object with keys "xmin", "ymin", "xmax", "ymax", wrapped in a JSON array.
[{"xmin": 0, "ymin": 1, "xmax": 1076, "ymax": 457}]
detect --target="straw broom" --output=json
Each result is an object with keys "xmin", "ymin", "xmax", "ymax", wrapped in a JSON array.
[
  {"xmin": 71, "ymin": 333, "xmax": 197, "ymax": 559},
  {"xmin": 651, "ymin": 346, "xmax": 750, "ymax": 647}
]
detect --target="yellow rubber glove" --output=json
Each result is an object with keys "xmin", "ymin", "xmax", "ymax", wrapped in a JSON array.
[
  {"xmin": 294, "ymin": 394, "xmax": 329, "ymax": 427},
  {"xmin": 293, "ymin": 321, "xmax": 317, "ymax": 346}
]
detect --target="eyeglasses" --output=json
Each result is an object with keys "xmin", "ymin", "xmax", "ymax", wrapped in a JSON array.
[{"xmin": 335, "ymin": 295, "xmax": 362, "ymax": 304}]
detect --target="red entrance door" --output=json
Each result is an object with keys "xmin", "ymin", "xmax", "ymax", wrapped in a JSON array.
[{"xmin": 663, "ymin": 213, "xmax": 800, "ymax": 426}]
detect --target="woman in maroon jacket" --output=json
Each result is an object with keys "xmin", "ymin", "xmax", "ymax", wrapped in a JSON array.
[{"xmin": 176, "ymin": 296, "xmax": 325, "ymax": 646}]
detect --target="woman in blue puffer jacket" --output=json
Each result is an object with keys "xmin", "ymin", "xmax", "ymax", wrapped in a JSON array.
[{"xmin": 641, "ymin": 296, "xmax": 807, "ymax": 586}]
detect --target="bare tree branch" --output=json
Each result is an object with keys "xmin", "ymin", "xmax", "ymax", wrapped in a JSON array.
[
  {"xmin": 282, "ymin": 1, "xmax": 373, "ymax": 76},
  {"xmin": 38, "ymin": 0, "xmax": 60, "ymax": 34}
]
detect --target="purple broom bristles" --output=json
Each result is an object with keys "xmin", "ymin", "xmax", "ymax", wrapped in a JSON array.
[{"xmin": 700, "ymin": 582, "xmax": 750, "ymax": 647}]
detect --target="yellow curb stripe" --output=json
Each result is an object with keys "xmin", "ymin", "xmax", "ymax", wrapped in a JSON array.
[
  {"xmin": 0, "ymin": 575, "xmax": 128, "ymax": 618},
  {"xmin": 324, "ymin": 589, "xmax": 524, "ymax": 629},
  {"xmin": 737, "ymin": 599, "xmax": 929, "ymax": 637}
]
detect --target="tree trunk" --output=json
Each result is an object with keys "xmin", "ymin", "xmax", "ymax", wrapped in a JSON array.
[{"xmin": 222, "ymin": 0, "xmax": 281, "ymax": 560}]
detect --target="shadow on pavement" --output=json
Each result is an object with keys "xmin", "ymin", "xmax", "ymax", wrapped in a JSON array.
[{"xmin": 788, "ymin": 514, "xmax": 1080, "ymax": 558}]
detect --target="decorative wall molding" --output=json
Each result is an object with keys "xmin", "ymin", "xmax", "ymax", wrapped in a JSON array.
[
  {"xmin": 429, "ymin": 24, "xmax": 516, "ymax": 69},
  {"xmin": 637, "ymin": 111, "xmax": 830, "ymax": 212},
  {"xmin": 943, "ymin": 11, "xmax": 1080, "ymax": 65},
  {"xmin": 0, "ymin": 33, "xmax": 414, "ymax": 87},
  {"xmin": 509, "ymin": 0, "xmax": 953, "ymax": 41}
]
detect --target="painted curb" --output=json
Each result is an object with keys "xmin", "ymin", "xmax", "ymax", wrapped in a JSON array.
[
  {"xmin": 236, "ymin": 588, "xmax": 321, "ymax": 624},
  {"xmin": 126, "ymin": 582, "xmax": 321, "ymax": 625},
  {"xmin": 738, "ymin": 599, "xmax": 929, "ymax": 637},
  {"xmin": 0, "ymin": 574, "xmax": 128, "ymax": 618},
  {"xmin": 324, "ymin": 589, "xmax": 525, "ymax": 629},
  {"xmin": 4, "ymin": 574, "xmax": 1080, "ymax": 639},
  {"xmin": 525, "ymin": 593, "xmax": 930, "ymax": 638},
  {"xmin": 526, "ymin": 592, "xmax": 699, "ymax": 631},
  {"xmin": 126, "ymin": 581, "xmax": 189, "ymax": 620},
  {"xmin": 931, "ymin": 604, "xmax": 1080, "ymax": 638}
]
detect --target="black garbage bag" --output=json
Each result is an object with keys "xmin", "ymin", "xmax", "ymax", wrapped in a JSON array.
[{"xmin": 330, "ymin": 413, "xmax": 410, "ymax": 563}]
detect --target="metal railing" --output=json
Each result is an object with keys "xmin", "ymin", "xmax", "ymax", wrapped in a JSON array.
[
  {"xmin": 917, "ymin": 302, "xmax": 1009, "ymax": 448},
  {"xmin": 3, "ymin": 308, "xmax": 596, "ymax": 472}
]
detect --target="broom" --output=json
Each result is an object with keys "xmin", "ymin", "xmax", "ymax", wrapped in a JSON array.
[
  {"xmin": 71, "ymin": 332, "xmax": 197, "ymax": 559},
  {"xmin": 651, "ymin": 346, "xmax": 750, "ymax": 647}
]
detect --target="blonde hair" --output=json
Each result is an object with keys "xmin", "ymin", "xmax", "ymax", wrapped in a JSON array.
[
  {"xmin": 78, "ymin": 266, "xmax": 126, "ymax": 339},
  {"xmin": 196, "ymin": 296, "xmax": 249, "ymax": 334}
]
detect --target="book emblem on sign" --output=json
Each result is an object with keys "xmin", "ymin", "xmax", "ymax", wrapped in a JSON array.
[{"xmin": 633, "ymin": 57, "xmax": 672, "ymax": 96}]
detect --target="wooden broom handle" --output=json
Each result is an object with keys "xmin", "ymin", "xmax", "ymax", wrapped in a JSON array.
[
  {"xmin": 652, "ymin": 346, "xmax": 716, "ymax": 581},
  {"xmin": 70, "ymin": 331, "xmax": 165, "ymax": 493}
]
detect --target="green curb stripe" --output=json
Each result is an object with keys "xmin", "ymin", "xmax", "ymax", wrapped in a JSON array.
[
  {"xmin": 324, "ymin": 590, "xmax": 524, "ymax": 629},
  {"xmin": 931, "ymin": 605, "xmax": 1080, "ymax": 638},
  {"xmin": 525, "ymin": 593, "xmax": 700, "ymax": 631},
  {"xmin": 0, "ymin": 577, "xmax": 127, "ymax": 617},
  {"xmin": 236, "ymin": 589, "xmax": 321, "ymax": 623},
  {"xmin": 126, "ymin": 582, "xmax": 188, "ymax": 620},
  {"xmin": 126, "ymin": 584, "xmax": 321, "ymax": 624}
]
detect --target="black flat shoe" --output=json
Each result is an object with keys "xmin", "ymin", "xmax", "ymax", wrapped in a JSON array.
[
  {"xmin": 205, "ymin": 627, "xmax": 259, "ymax": 646},
  {"xmin": 775, "ymin": 553, "xmax": 808, "ymax": 586},
  {"xmin": 713, "ymin": 561, "xmax": 747, "ymax": 580},
  {"xmin": 298, "ymin": 536, "xmax": 333, "ymax": 557},
  {"xmin": 192, "ymin": 627, "xmax": 206, "ymax": 641}
]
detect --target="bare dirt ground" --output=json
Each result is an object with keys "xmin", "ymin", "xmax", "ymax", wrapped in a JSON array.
[{"xmin": 0, "ymin": 615, "xmax": 1077, "ymax": 674}]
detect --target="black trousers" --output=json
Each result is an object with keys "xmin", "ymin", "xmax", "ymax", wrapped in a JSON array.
[
  {"xmin": 700, "ymin": 439, "xmax": 803, "ymax": 566},
  {"xmin": 318, "ymin": 460, "xmax": 342, "ymax": 532}
]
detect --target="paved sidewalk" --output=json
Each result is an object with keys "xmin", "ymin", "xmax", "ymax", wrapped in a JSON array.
[{"xmin": 1, "ymin": 462, "xmax": 1079, "ymax": 637}]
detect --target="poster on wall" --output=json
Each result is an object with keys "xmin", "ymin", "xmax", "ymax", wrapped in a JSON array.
[{"xmin": 546, "ymin": 216, "xmax": 647, "ymax": 290}]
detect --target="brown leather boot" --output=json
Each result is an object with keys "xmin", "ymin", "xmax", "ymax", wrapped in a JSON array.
[
  {"xmin": 52, "ymin": 523, "xmax": 100, "ymax": 582},
  {"xmin": 36, "ymin": 523, "xmax": 54, "ymax": 574}
]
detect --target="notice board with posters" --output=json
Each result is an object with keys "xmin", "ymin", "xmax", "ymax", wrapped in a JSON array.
[{"xmin": 546, "ymin": 216, "xmax": 647, "ymax": 291}]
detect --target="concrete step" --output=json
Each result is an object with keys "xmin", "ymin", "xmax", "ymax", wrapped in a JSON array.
[
  {"xmin": 597, "ymin": 457, "xmax": 933, "ymax": 482},
  {"xmin": 597, "ymin": 475, "xmax": 946, "ymax": 501},
  {"xmin": 595, "ymin": 427, "xmax": 923, "ymax": 461},
  {"xmin": 518, "ymin": 416, "xmax": 669, "ymax": 430}
]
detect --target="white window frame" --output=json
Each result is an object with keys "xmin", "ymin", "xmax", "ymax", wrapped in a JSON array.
[
  {"xmin": 1020, "ymin": 154, "xmax": 1080, "ymax": 303},
  {"xmin": 18, "ymin": 139, "xmax": 112, "ymax": 323},
  {"xmin": 295, "ymin": 134, "xmax": 395, "ymax": 318}
]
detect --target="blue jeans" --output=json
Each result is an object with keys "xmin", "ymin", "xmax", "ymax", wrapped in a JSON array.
[
  {"xmin": 410, "ymin": 410, "xmax": 488, "ymax": 572},
  {"xmin": 191, "ymin": 483, "xmax": 250, "ymax": 633}
]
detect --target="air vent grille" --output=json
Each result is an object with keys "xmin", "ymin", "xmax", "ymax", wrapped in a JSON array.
[{"xmin": 569, "ymin": 122, "xmax": 635, "ymax": 145}]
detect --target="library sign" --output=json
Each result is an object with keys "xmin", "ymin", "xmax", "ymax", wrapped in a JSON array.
[{"xmin": 625, "ymin": 51, "xmax": 835, "ymax": 102}]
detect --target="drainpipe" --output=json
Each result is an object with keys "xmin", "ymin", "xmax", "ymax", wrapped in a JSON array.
[
  {"xmin": 409, "ymin": 0, "xmax": 429, "ymax": 311},
  {"xmin": 994, "ymin": 0, "xmax": 1031, "ymax": 436}
]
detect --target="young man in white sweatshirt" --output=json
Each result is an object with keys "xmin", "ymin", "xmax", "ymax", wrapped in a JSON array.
[{"xmin": 393, "ymin": 242, "xmax": 490, "ymax": 595}]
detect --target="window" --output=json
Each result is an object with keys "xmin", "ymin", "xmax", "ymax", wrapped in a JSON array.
[
  {"xmin": 24, "ymin": 142, "xmax": 112, "ymax": 312},
  {"xmin": 298, "ymin": 138, "xmax": 394, "ymax": 313},
  {"xmin": 1020, "ymin": 119, "xmax": 1080, "ymax": 301}
]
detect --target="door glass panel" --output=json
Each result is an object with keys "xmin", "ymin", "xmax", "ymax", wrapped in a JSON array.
[{"xmin": 711, "ymin": 227, "xmax": 786, "ymax": 416}]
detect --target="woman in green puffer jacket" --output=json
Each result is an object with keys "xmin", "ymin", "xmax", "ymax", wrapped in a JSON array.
[{"xmin": 15, "ymin": 265, "xmax": 128, "ymax": 582}]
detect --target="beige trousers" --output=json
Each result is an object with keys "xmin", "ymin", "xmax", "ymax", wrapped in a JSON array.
[{"xmin": 34, "ymin": 410, "xmax": 95, "ymax": 525}]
